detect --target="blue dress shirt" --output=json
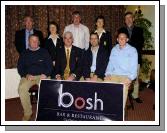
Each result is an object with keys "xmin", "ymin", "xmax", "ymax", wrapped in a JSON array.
[
  {"xmin": 105, "ymin": 43, "xmax": 138, "ymax": 80},
  {"xmin": 25, "ymin": 29, "xmax": 33, "ymax": 49}
]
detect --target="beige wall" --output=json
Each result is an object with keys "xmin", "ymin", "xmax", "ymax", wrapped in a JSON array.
[{"xmin": 126, "ymin": 5, "xmax": 155, "ymax": 49}]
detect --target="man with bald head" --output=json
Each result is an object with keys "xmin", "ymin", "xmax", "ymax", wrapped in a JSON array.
[
  {"xmin": 15, "ymin": 16, "xmax": 44, "ymax": 54},
  {"xmin": 54, "ymin": 31, "xmax": 84, "ymax": 81}
]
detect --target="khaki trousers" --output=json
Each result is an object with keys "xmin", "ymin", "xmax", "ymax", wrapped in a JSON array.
[
  {"xmin": 104, "ymin": 75, "xmax": 129, "ymax": 110},
  {"xmin": 80, "ymin": 73, "xmax": 103, "ymax": 82},
  {"xmin": 132, "ymin": 64, "xmax": 140, "ymax": 99},
  {"xmin": 18, "ymin": 75, "xmax": 49, "ymax": 116}
]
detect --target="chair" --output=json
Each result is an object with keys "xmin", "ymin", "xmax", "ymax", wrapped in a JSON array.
[{"xmin": 29, "ymin": 84, "xmax": 39, "ymax": 104}]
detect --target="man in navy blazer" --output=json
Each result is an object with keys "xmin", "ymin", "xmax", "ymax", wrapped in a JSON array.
[
  {"xmin": 15, "ymin": 16, "xmax": 44, "ymax": 54},
  {"xmin": 82, "ymin": 32, "xmax": 109, "ymax": 81},
  {"xmin": 54, "ymin": 31, "xmax": 83, "ymax": 81}
]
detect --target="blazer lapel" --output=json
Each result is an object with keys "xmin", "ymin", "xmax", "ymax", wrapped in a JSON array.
[
  {"xmin": 62, "ymin": 47, "xmax": 67, "ymax": 70},
  {"xmin": 70, "ymin": 46, "xmax": 75, "ymax": 69}
]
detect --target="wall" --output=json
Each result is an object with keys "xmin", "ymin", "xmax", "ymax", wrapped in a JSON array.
[
  {"xmin": 125, "ymin": 5, "xmax": 155, "ymax": 49},
  {"xmin": 5, "ymin": 5, "xmax": 125, "ymax": 69},
  {"xmin": 5, "ymin": 69, "xmax": 20, "ymax": 99}
]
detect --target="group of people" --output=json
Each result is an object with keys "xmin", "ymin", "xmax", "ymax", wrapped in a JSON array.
[{"xmin": 15, "ymin": 11, "xmax": 144, "ymax": 121}]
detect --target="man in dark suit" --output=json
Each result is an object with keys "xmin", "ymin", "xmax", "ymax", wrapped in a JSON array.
[
  {"xmin": 15, "ymin": 16, "xmax": 44, "ymax": 54},
  {"xmin": 54, "ymin": 31, "xmax": 83, "ymax": 81},
  {"xmin": 82, "ymin": 32, "xmax": 109, "ymax": 81},
  {"xmin": 117, "ymin": 11, "xmax": 144, "ymax": 103}
]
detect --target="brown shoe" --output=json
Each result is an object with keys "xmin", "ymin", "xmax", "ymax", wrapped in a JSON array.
[{"xmin": 22, "ymin": 114, "xmax": 32, "ymax": 121}]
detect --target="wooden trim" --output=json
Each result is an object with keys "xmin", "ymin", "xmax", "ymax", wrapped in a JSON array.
[
  {"xmin": 141, "ymin": 50, "xmax": 155, "ymax": 55},
  {"xmin": 5, "ymin": 97, "xmax": 20, "ymax": 102}
]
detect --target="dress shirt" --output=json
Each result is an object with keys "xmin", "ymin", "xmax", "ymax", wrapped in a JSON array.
[
  {"xmin": 90, "ymin": 46, "xmax": 99, "ymax": 73},
  {"xmin": 48, "ymin": 34, "xmax": 60, "ymax": 47},
  {"xmin": 94, "ymin": 29, "xmax": 106, "ymax": 40},
  {"xmin": 65, "ymin": 46, "xmax": 72, "ymax": 57},
  {"xmin": 25, "ymin": 29, "xmax": 33, "ymax": 49},
  {"xmin": 64, "ymin": 24, "xmax": 90, "ymax": 50},
  {"xmin": 105, "ymin": 43, "xmax": 138, "ymax": 80}
]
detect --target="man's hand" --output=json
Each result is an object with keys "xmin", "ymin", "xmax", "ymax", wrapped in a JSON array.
[
  {"xmin": 124, "ymin": 78, "xmax": 132, "ymax": 87},
  {"xmin": 55, "ymin": 74, "xmax": 62, "ymax": 80},
  {"xmin": 104, "ymin": 75, "xmax": 112, "ymax": 81},
  {"xmin": 85, "ymin": 78, "xmax": 91, "ymax": 81},
  {"xmin": 26, "ymin": 74, "xmax": 35, "ymax": 81},
  {"xmin": 90, "ymin": 75, "xmax": 98, "ymax": 81},
  {"xmin": 40, "ymin": 74, "xmax": 47, "ymax": 80},
  {"xmin": 66, "ymin": 74, "xmax": 75, "ymax": 81}
]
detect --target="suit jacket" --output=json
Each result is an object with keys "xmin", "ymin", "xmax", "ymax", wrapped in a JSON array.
[
  {"xmin": 44, "ymin": 36, "xmax": 63, "ymax": 61},
  {"xmin": 98, "ymin": 31, "xmax": 112, "ymax": 56},
  {"xmin": 54, "ymin": 45, "xmax": 83, "ymax": 80},
  {"xmin": 15, "ymin": 29, "xmax": 44, "ymax": 54},
  {"xmin": 82, "ymin": 46, "xmax": 109, "ymax": 79},
  {"xmin": 117, "ymin": 26, "xmax": 144, "ymax": 65}
]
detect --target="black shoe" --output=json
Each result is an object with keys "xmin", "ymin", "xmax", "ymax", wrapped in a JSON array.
[{"xmin": 134, "ymin": 98, "xmax": 143, "ymax": 103}]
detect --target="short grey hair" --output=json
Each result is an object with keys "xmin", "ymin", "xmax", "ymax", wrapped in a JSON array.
[{"xmin": 63, "ymin": 31, "xmax": 74, "ymax": 40}]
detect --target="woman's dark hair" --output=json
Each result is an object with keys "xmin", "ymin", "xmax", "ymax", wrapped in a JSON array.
[
  {"xmin": 48, "ymin": 21, "xmax": 59, "ymax": 36},
  {"xmin": 95, "ymin": 15, "xmax": 105, "ymax": 26}
]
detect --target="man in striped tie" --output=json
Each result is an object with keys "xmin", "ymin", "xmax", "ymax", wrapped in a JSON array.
[{"xmin": 54, "ymin": 31, "xmax": 84, "ymax": 81}]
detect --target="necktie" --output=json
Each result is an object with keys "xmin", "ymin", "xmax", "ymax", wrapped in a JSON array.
[{"xmin": 64, "ymin": 49, "xmax": 70, "ymax": 80}]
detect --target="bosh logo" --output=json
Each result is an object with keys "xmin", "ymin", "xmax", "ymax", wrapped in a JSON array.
[{"xmin": 58, "ymin": 84, "xmax": 103, "ymax": 111}]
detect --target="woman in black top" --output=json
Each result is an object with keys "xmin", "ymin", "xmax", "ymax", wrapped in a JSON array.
[
  {"xmin": 44, "ymin": 21, "xmax": 63, "ymax": 78},
  {"xmin": 94, "ymin": 15, "xmax": 112, "ymax": 55}
]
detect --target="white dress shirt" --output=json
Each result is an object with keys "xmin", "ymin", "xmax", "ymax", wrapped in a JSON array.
[
  {"xmin": 64, "ymin": 23, "xmax": 90, "ymax": 50},
  {"xmin": 90, "ymin": 46, "xmax": 99, "ymax": 73},
  {"xmin": 48, "ymin": 34, "xmax": 60, "ymax": 47},
  {"xmin": 94, "ymin": 29, "xmax": 106, "ymax": 40}
]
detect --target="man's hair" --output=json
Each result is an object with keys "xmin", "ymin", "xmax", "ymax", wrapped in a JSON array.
[
  {"xmin": 117, "ymin": 28, "xmax": 129, "ymax": 38},
  {"xmin": 90, "ymin": 32, "xmax": 99, "ymax": 40},
  {"xmin": 63, "ymin": 31, "xmax": 73, "ymax": 39},
  {"xmin": 95, "ymin": 15, "xmax": 105, "ymax": 25},
  {"xmin": 124, "ymin": 11, "xmax": 134, "ymax": 17},
  {"xmin": 72, "ymin": 11, "xmax": 80, "ymax": 16},
  {"xmin": 28, "ymin": 34, "xmax": 39, "ymax": 40}
]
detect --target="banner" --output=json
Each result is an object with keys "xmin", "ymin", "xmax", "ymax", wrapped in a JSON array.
[{"xmin": 36, "ymin": 80, "xmax": 123, "ymax": 121}]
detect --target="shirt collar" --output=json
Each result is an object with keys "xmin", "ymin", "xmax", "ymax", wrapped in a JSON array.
[
  {"xmin": 126, "ymin": 25, "xmax": 134, "ymax": 30},
  {"xmin": 28, "ymin": 46, "xmax": 40, "ymax": 51},
  {"xmin": 116, "ymin": 43, "xmax": 129, "ymax": 50},
  {"xmin": 94, "ymin": 29, "xmax": 106, "ymax": 33},
  {"xmin": 26, "ymin": 29, "xmax": 33, "ymax": 33},
  {"xmin": 91, "ymin": 45, "xmax": 99, "ymax": 52},
  {"xmin": 65, "ymin": 45, "xmax": 72, "ymax": 51},
  {"xmin": 48, "ymin": 34, "xmax": 60, "ymax": 39}
]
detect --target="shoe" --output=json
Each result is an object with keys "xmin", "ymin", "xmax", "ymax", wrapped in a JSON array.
[
  {"xmin": 22, "ymin": 114, "xmax": 32, "ymax": 121},
  {"xmin": 134, "ymin": 98, "xmax": 143, "ymax": 103}
]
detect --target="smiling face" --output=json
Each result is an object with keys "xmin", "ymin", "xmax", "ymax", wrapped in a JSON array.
[
  {"xmin": 63, "ymin": 32, "xmax": 73, "ymax": 47},
  {"xmin": 117, "ymin": 33, "xmax": 129, "ymax": 48},
  {"xmin": 90, "ymin": 34, "xmax": 99, "ymax": 47},
  {"xmin": 29, "ymin": 35, "xmax": 39, "ymax": 50},
  {"xmin": 24, "ymin": 16, "xmax": 34, "ymax": 31}
]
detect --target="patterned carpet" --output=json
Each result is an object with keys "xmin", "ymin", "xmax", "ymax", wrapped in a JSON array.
[{"xmin": 5, "ymin": 87, "xmax": 155, "ymax": 121}]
